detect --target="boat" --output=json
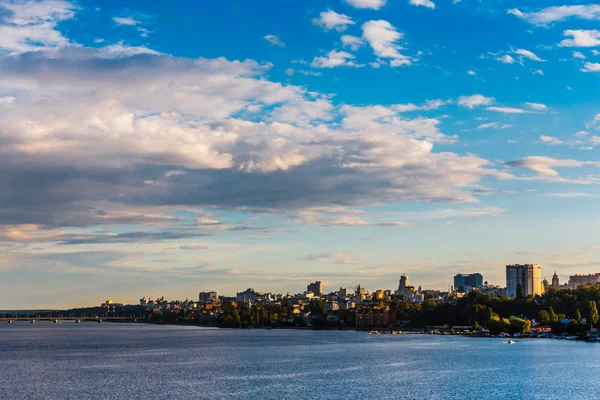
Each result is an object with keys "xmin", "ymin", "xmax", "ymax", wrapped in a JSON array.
[{"xmin": 507, "ymin": 340, "xmax": 517, "ymax": 344}]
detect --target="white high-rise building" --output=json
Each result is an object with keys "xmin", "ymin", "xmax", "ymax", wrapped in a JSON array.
[{"xmin": 506, "ymin": 264, "xmax": 543, "ymax": 298}]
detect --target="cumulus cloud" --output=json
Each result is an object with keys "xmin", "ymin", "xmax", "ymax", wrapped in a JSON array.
[
  {"xmin": 0, "ymin": 0, "xmax": 76, "ymax": 53},
  {"xmin": 582, "ymin": 62, "xmax": 600, "ymax": 72},
  {"xmin": 496, "ymin": 54, "xmax": 516, "ymax": 64},
  {"xmin": 573, "ymin": 51, "xmax": 586, "ymax": 59},
  {"xmin": 362, "ymin": 20, "xmax": 413, "ymax": 67},
  {"xmin": 540, "ymin": 135, "xmax": 563, "ymax": 145},
  {"xmin": 509, "ymin": 5, "xmax": 600, "ymax": 25},
  {"xmin": 343, "ymin": 0, "xmax": 386, "ymax": 10},
  {"xmin": 341, "ymin": 35, "xmax": 364, "ymax": 50},
  {"xmin": 514, "ymin": 48, "xmax": 545, "ymax": 61},
  {"xmin": 559, "ymin": 29, "xmax": 600, "ymax": 47},
  {"xmin": 310, "ymin": 50, "xmax": 361, "ymax": 68},
  {"xmin": 457, "ymin": 94, "xmax": 495, "ymax": 109},
  {"xmin": 312, "ymin": 10, "xmax": 354, "ymax": 31},
  {"xmin": 409, "ymin": 0, "xmax": 435, "ymax": 9},
  {"xmin": 263, "ymin": 34, "xmax": 285, "ymax": 47}
]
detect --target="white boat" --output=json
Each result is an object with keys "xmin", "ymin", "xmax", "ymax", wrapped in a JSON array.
[{"xmin": 504, "ymin": 340, "xmax": 517, "ymax": 344}]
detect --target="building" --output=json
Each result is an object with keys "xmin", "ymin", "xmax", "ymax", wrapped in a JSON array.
[
  {"xmin": 567, "ymin": 273, "xmax": 600, "ymax": 289},
  {"xmin": 307, "ymin": 281, "xmax": 323, "ymax": 296},
  {"xmin": 198, "ymin": 291, "xmax": 218, "ymax": 303},
  {"xmin": 355, "ymin": 306, "xmax": 397, "ymax": 328},
  {"xmin": 506, "ymin": 264, "xmax": 543, "ymax": 299},
  {"xmin": 453, "ymin": 273, "xmax": 484, "ymax": 293},
  {"xmin": 396, "ymin": 274, "xmax": 410, "ymax": 297},
  {"xmin": 552, "ymin": 271, "xmax": 560, "ymax": 289}
]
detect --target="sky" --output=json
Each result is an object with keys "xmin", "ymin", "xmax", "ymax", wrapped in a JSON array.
[{"xmin": 2, "ymin": 0, "xmax": 600, "ymax": 308}]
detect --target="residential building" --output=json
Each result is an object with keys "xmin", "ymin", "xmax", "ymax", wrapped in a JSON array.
[
  {"xmin": 453, "ymin": 273, "xmax": 483, "ymax": 293},
  {"xmin": 198, "ymin": 291, "xmax": 218, "ymax": 303},
  {"xmin": 567, "ymin": 273, "xmax": 600, "ymax": 289},
  {"xmin": 506, "ymin": 264, "xmax": 543, "ymax": 299},
  {"xmin": 355, "ymin": 306, "xmax": 396, "ymax": 328},
  {"xmin": 307, "ymin": 281, "xmax": 323, "ymax": 296}
]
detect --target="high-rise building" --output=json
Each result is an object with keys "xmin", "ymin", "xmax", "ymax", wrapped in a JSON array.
[
  {"xmin": 552, "ymin": 271, "xmax": 560, "ymax": 289},
  {"xmin": 199, "ymin": 291, "xmax": 218, "ymax": 303},
  {"xmin": 396, "ymin": 274, "xmax": 410, "ymax": 297},
  {"xmin": 506, "ymin": 264, "xmax": 543, "ymax": 299},
  {"xmin": 453, "ymin": 273, "xmax": 484, "ymax": 293},
  {"xmin": 307, "ymin": 281, "xmax": 323, "ymax": 296}
]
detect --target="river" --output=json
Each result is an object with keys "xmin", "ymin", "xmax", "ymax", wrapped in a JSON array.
[{"xmin": 1, "ymin": 323, "xmax": 599, "ymax": 399}]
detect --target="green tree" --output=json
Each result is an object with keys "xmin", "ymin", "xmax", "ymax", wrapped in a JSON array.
[
  {"xmin": 548, "ymin": 306, "xmax": 558, "ymax": 323},
  {"xmin": 575, "ymin": 309, "xmax": 582, "ymax": 323},
  {"xmin": 510, "ymin": 318, "xmax": 531, "ymax": 334},
  {"xmin": 537, "ymin": 310, "xmax": 550, "ymax": 326},
  {"xmin": 516, "ymin": 284, "xmax": 525, "ymax": 300},
  {"xmin": 588, "ymin": 301, "xmax": 599, "ymax": 327}
]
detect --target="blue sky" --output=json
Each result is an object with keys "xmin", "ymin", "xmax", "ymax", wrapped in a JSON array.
[{"xmin": 2, "ymin": 0, "xmax": 600, "ymax": 308}]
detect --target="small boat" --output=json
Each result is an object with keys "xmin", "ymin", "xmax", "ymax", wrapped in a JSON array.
[{"xmin": 506, "ymin": 340, "xmax": 517, "ymax": 344}]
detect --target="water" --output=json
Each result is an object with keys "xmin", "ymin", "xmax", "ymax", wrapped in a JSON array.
[{"xmin": 1, "ymin": 323, "xmax": 600, "ymax": 400}]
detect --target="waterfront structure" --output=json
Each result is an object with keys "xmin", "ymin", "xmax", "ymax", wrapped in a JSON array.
[
  {"xmin": 307, "ymin": 281, "xmax": 323, "ymax": 296},
  {"xmin": 355, "ymin": 306, "xmax": 396, "ymax": 328},
  {"xmin": 199, "ymin": 291, "xmax": 218, "ymax": 303},
  {"xmin": 506, "ymin": 264, "xmax": 543, "ymax": 299},
  {"xmin": 453, "ymin": 273, "xmax": 484, "ymax": 293},
  {"xmin": 567, "ymin": 273, "xmax": 600, "ymax": 289}
]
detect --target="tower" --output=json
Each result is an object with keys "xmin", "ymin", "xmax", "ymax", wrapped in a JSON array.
[{"xmin": 552, "ymin": 271, "xmax": 559, "ymax": 289}]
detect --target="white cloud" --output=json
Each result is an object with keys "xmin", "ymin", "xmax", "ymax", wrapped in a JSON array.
[
  {"xmin": 467, "ymin": 70, "xmax": 476, "ymax": 76},
  {"xmin": 310, "ymin": 50, "xmax": 361, "ymax": 68},
  {"xmin": 496, "ymin": 55, "xmax": 515, "ymax": 64},
  {"xmin": 409, "ymin": 0, "xmax": 435, "ymax": 9},
  {"xmin": 540, "ymin": 135, "xmax": 563, "ymax": 145},
  {"xmin": 532, "ymin": 69, "xmax": 544, "ymax": 75},
  {"xmin": 506, "ymin": 156, "xmax": 599, "ymax": 177},
  {"xmin": 263, "ymin": 34, "xmax": 285, "ymax": 47},
  {"xmin": 112, "ymin": 16, "xmax": 138, "ymax": 26},
  {"xmin": 341, "ymin": 35, "xmax": 364, "ymax": 50},
  {"xmin": 573, "ymin": 51, "xmax": 586, "ymax": 59},
  {"xmin": 343, "ymin": 0, "xmax": 386, "ymax": 10},
  {"xmin": 0, "ymin": 0, "xmax": 76, "ymax": 53},
  {"xmin": 457, "ymin": 94, "xmax": 495, "ymax": 109},
  {"xmin": 486, "ymin": 107, "xmax": 531, "ymax": 114},
  {"xmin": 514, "ymin": 48, "xmax": 544, "ymax": 61},
  {"xmin": 509, "ymin": 5, "xmax": 600, "ymax": 25},
  {"xmin": 525, "ymin": 102, "xmax": 548, "ymax": 111},
  {"xmin": 362, "ymin": 20, "xmax": 412, "ymax": 67},
  {"xmin": 477, "ymin": 122, "xmax": 512, "ymax": 130},
  {"xmin": 0, "ymin": 96, "xmax": 16, "ymax": 105},
  {"xmin": 586, "ymin": 113, "xmax": 600, "ymax": 130},
  {"xmin": 559, "ymin": 30, "xmax": 600, "ymax": 47},
  {"xmin": 581, "ymin": 62, "xmax": 600, "ymax": 72},
  {"xmin": 312, "ymin": 10, "xmax": 355, "ymax": 32}
]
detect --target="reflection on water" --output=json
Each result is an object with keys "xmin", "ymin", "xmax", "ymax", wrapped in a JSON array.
[{"xmin": 1, "ymin": 323, "xmax": 600, "ymax": 400}]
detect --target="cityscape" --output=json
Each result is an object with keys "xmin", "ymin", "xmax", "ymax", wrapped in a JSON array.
[
  {"xmin": 4, "ymin": 0, "xmax": 600, "ymax": 398},
  {"xmin": 10, "ymin": 264, "xmax": 593, "ymax": 340}
]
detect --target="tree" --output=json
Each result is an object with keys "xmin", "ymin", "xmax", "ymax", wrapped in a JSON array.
[
  {"xmin": 537, "ymin": 310, "xmax": 550, "ymax": 326},
  {"xmin": 510, "ymin": 318, "xmax": 531, "ymax": 334},
  {"xmin": 516, "ymin": 284, "xmax": 525, "ymax": 300},
  {"xmin": 575, "ymin": 309, "xmax": 582, "ymax": 323},
  {"xmin": 588, "ymin": 301, "xmax": 599, "ymax": 327},
  {"xmin": 548, "ymin": 306, "xmax": 558, "ymax": 323}
]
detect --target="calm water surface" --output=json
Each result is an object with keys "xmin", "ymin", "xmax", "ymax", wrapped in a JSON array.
[{"xmin": 1, "ymin": 323, "xmax": 599, "ymax": 399}]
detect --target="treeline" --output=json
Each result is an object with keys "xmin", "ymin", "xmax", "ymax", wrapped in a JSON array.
[{"xmin": 402, "ymin": 285, "xmax": 600, "ymax": 334}]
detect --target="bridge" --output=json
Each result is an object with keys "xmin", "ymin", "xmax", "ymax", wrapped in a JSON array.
[{"xmin": 0, "ymin": 316, "xmax": 141, "ymax": 323}]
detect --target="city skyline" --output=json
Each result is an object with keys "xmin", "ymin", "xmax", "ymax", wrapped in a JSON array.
[{"xmin": 3, "ymin": 0, "xmax": 600, "ymax": 309}]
